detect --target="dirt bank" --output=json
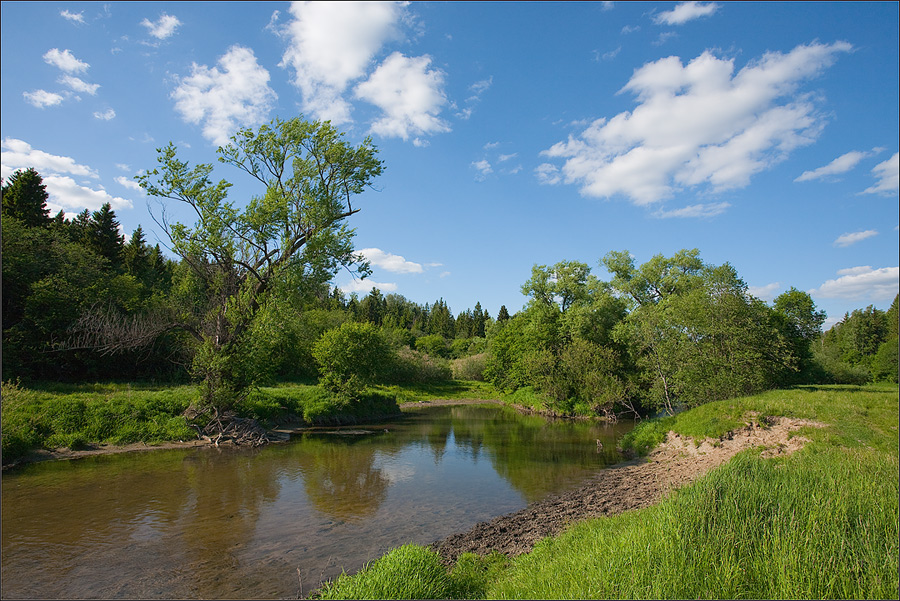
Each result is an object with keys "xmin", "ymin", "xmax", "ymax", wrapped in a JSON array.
[{"xmin": 430, "ymin": 416, "xmax": 824, "ymax": 563}]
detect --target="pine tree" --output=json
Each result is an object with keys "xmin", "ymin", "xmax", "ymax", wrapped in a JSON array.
[
  {"xmin": 2, "ymin": 168, "xmax": 51, "ymax": 227},
  {"xmin": 88, "ymin": 203, "xmax": 125, "ymax": 271},
  {"xmin": 497, "ymin": 305, "xmax": 510, "ymax": 322}
]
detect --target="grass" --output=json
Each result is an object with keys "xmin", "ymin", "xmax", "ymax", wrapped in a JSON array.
[
  {"xmin": 0, "ymin": 378, "xmax": 499, "ymax": 465},
  {"xmin": 311, "ymin": 384, "xmax": 900, "ymax": 599},
  {"xmin": 372, "ymin": 379, "xmax": 498, "ymax": 404},
  {"xmin": 1, "ymin": 379, "xmax": 197, "ymax": 462}
]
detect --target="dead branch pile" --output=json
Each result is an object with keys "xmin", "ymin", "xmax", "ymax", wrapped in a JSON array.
[{"xmin": 190, "ymin": 409, "xmax": 271, "ymax": 447}]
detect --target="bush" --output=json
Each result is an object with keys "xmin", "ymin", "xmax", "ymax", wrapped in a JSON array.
[
  {"xmin": 451, "ymin": 353, "xmax": 488, "ymax": 381},
  {"xmin": 415, "ymin": 334, "xmax": 448, "ymax": 358},
  {"xmin": 386, "ymin": 347, "xmax": 452, "ymax": 384},
  {"xmin": 871, "ymin": 337, "xmax": 899, "ymax": 383},
  {"xmin": 313, "ymin": 322, "xmax": 392, "ymax": 398}
]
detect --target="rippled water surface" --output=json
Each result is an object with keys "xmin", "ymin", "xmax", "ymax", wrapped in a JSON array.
[{"xmin": 1, "ymin": 404, "xmax": 634, "ymax": 599}]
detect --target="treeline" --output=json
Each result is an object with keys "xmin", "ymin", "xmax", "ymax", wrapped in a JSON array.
[
  {"xmin": 2, "ymin": 167, "xmax": 897, "ymax": 418},
  {"xmin": 2, "ymin": 168, "xmax": 182, "ymax": 381}
]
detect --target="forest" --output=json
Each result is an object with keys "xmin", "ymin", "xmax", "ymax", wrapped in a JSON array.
[{"xmin": 2, "ymin": 117, "xmax": 898, "ymax": 428}]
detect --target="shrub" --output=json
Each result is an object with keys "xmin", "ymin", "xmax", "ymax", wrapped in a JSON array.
[
  {"xmin": 313, "ymin": 322, "xmax": 392, "ymax": 398},
  {"xmin": 415, "ymin": 334, "xmax": 448, "ymax": 358},
  {"xmin": 386, "ymin": 347, "xmax": 452, "ymax": 384},
  {"xmin": 451, "ymin": 352, "xmax": 488, "ymax": 381}
]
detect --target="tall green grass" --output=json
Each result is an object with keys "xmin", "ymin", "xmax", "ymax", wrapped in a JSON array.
[
  {"xmin": 312, "ymin": 385, "xmax": 899, "ymax": 599},
  {"xmin": 1, "ymin": 380, "xmax": 197, "ymax": 461}
]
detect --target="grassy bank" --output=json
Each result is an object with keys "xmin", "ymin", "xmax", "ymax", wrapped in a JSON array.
[
  {"xmin": 313, "ymin": 384, "xmax": 899, "ymax": 599},
  {"xmin": 0, "ymin": 379, "xmax": 495, "ymax": 465}
]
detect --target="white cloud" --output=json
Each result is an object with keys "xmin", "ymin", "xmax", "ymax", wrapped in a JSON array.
[
  {"xmin": 795, "ymin": 150, "xmax": 870, "ymax": 182},
  {"xmin": 1, "ymin": 138, "xmax": 97, "ymax": 179},
  {"xmin": 171, "ymin": 45, "xmax": 277, "ymax": 146},
  {"xmin": 1, "ymin": 138, "xmax": 132, "ymax": 217},
  {"xmin": 833, "ymin": 229, "xmax": 878, "ymax": 247},
  {"xmin": 654, "ymin": 2, "xmax": 720, "ymax": 26},
  {"xmin": 456, "ymin": 76, "xmax": 493, "ymax": 119},
  {"xmin": 141, "ymin": 13, "xmax": 182, "ymax": 40},
  {"xmin": 60, "ymin": 10, "xmax": 85, "ymax": 23},
  {"xmin": 472, "ymin": 159, "xmax": 493, "ymax": 180},
  {"xmin": 43, "ymin": 48, "xmax": 89, "ymax": 73},
  {"xmin": 43, "ymin": 175, "xmax": 133, "ymax": 213},
  {"xmin": 94, "ymin": 108, "xmax": 116, "ymax": 121},
  {"xmin": 59, "ymin": 75, "xmax": 100, "ymax": 95},
  {"xmin": 279, "ymin": 0, "xmax": 403, "ymax": 125},
  {"xmin": 653, "ymin": 201, "xmax": 730, "ymax": 218},
  {"xmin": 498, "ymin": 153, "xmax": 518, "ymax": 162},
  {"xmin": 115, "ymin": 176, "xmax": 144, "ymax": 193},
  {"xmin": 535, "ymin": 163, "xmax": 562, "ymax": 185},
  {"xmin": 23, "ymin": 89, "xmax": 65, "ymax": 108},
  {"xmin": 811, "ymin": 266, "xmax": 899, "ymax": 301},
  {"xmin": 359, "ymin": 248, "xmax": 423, "ymax": 274},
  {"xmin": 747, "ymin": 282, "xmax": 782, "ymax": 302},
  {"xmin": 356, "ymin": 52, "xmax": 450, "ymax": 140},
  {"xmin": 541, "ymin": 42, "xmax": 852, "ymax": 205},
  {"xmin": 861, "ymin": 152, "xmax": 899, "ymax": 196},
  {"xmin": 340, "ymin": 279, "xmax": 398, "ymax": 294}
]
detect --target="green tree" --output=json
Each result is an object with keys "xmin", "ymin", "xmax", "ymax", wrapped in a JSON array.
[
  {"xmin": 313, "ymin": 321, "xmax": 391, "ymax": 398},
  {"xmin": 135, "ymin": 116, "xmax": 383, "ymax": 412},
  {"xmin": 772, "ymin": 287, "xmax": 826, "ymax": 383},
  {"xmin": 86, "ymin": 203, "xmax": 125, "ymax": 271},
  {"xmin": 1, "ymin": 167, "xmax": 51, "ymax": 228}
]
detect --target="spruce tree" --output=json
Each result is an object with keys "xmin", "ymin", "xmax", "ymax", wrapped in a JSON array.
[{"xmin": 1, "ymin": 168, "xmax": 51, "ymax": 227}]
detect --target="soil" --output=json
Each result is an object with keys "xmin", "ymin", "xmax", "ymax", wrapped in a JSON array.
[
  {"xmin": 2, "ymin": 439, "xmax": 214, "ymax": 470},
  {"xmin": 429, "ymin": 415, "xmax": 824, "ymax": 563}
]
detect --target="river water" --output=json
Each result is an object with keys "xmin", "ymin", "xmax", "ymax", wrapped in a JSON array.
[{"xmin": 1, "ymin": 403, "xmax": 633, "ymax": 599}]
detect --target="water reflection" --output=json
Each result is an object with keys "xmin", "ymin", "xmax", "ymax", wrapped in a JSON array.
[{"xmin": 1, "ymin": 404, "xmax": 633, "ymax": 599}]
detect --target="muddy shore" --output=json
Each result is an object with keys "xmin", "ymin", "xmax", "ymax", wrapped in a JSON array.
[{"xmin": 430, "ymin": 416, "xmax": 822, "ymax": 563}]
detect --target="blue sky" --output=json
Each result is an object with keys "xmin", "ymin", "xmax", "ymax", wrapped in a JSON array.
[{"xmin": 2, "ymin": 1, "xmax": 898, "ymax": 327}]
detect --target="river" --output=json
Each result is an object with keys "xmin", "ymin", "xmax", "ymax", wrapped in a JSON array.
[{"xmin": 1, "ymin": 403, "xmax": 634, "ymax": 599}]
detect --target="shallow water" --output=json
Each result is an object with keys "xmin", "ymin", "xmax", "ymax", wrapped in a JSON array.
[{"xmin": 1, "ymin": 404, "xmax": 633, "ymax": 599}]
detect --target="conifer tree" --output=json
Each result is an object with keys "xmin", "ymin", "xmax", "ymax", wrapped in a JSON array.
[{"xmin": 2, "ymin": 167, "xmax": 51, "ymax": 227}]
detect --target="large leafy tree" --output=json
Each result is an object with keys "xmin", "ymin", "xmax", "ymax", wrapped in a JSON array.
[{"xmin": 135, "ymin": 116, "xmax": 383, "ymax": 411}]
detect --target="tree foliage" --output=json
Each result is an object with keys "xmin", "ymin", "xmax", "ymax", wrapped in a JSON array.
[{"xmin": 130, "ymin": 117, "xmax": 384, "ymax": 411}]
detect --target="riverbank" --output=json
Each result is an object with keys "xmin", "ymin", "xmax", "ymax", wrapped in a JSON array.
[
  {"xmin": 315, "ymin": 385, "xmax": 899, "ymax": 600},
  {"xmin": 430, "ymin": 415, "xmax": 821, "ymax": 562}
]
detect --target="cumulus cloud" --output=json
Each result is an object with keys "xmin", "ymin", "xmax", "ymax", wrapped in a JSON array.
[
  {"xmin": 115, "ymin": 176, "xmax": 144, "ymax": 193},
  {"xmin": 23, "ymin": 89, "xmax": 65, "ymax": 108},
  {"xmin": 171, "ymin": 45, "xmax": 277, "ymax": 146},
  {"xmin": 653, "ymin": 201, "xmax": 731, "ymax": 218},
  {"xmin": 747, "ymin": 282, "xmax": 782, "ymax": 302},
  {"xmin": 535, "ymin": 163, "xmax": 562, "ymax": 185},
  {"xmin": 795, "ymin": 150, "xmax": 871, "ymax": 182},
  {"xmin": 59, "ymin": 75, "xmax": 100, "ymax": 95},
  {"xmin": 94, "ymin": 108, "xmax": 116, "ymax": 121},
  {"xmin": 541, "ymin": 41, "xmax": 852, "ymax": 205},
  {"xmin": 472, "ymin": 159, "xmax": 493, "ymax": 180},
  {"xmin": 141, "ymin": 13, "xmax": 182, "ymax": 40},
  {"xmin": 359, "ymin": 248, "xmax": 424, "ymax": 274},
  {"xmin": 811, "ymin": 266, "xmax": 899, "ymax": 301},
  {"xmin": 340, "ymin": 279, "xmax": 398, "ymax": 294},
  {"xmin": 356, "ymin": 52, "xmax": 450, "ymax": 140},
  {"xmin": 43, "ymin": 175, "xmax": 133, "ymax": 213},
  {"xmin": 60, "ymin": 10, "xmax": 85, "ymax": 23},
  {"xmin": 654, "ymin": 2, "xmax": 720, "ymax": 26},
  {"xmin": 833, "ymin": 229, "xmax": 878, "ymax": 247},
  {"xmin": 861, "ymin": 152, "xmax": 899, "ymax": 196},
  {"xmin": 1, "ymin": 138, "xmax": 97, "ymax": 179},
  {"xmin": 279, "ymin": 1, "xmax": 403, "ymax": 125},
  {"xmin": 43, "ymin": 48, "xmax": 89, "ymax": 73},
  {"xmin": 1, "ymin": 138, "xmax": 132, "ymax": 217}
]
